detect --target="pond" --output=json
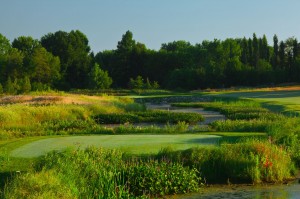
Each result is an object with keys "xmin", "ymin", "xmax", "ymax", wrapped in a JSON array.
[{"xmin": 179, "ymin": 181, "xmax": 300, "ymax": 199}]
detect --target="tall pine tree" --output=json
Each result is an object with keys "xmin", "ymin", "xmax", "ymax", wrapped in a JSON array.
[
  {"xmin": 273, "ymin": 35, "xmax": 279, "ymax": 69},
  {"xmin": 252, "ymin": 33, "xmax": 259, "ymax": 67}
]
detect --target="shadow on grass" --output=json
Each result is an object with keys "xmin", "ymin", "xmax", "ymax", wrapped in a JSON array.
[
  {"xmin": 211, "ymin": 90, "xmax": 300, "ymax": 99},
  {"xmin": 0, "ymin": 172, "xmax": 13, "ymax": 192},
  {"xmin": 186, "ymin": 134, "xmax": 267, "ymax": 145},
  {"xmin": 184, "ymin": 137, "xmax": 221, "ymax": 145},
  {"xmin": 262, "ymin": 102, "xmax": 300, "ymax": 117}
]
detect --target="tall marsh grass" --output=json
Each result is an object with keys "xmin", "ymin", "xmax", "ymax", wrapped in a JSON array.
[
  {"xmin": 4, "ymin": 139, "xmax": 295, "ymax": 198},
  {"xmin": 0, "ymin": 96, "xmax": 146, "ymax": 139},
  {"xmin": 173, "ymin": 100, "xmax": 286, "ymax": 132},
  {"xmin": 4, "ymin": 147, "xmax": 201, "ymax": 198},
  {"xmin": 157, "ymin": 139, "xmax": 296, "ymax": 184}
]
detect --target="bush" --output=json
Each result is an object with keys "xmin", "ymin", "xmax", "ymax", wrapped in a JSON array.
[
  {"xmin": 126, "ymin": 160, "xmax": 200, "ymax": 196},
  {"xmin": 88, "ymin": 63, "xmax": 113, "ymax": 89}
]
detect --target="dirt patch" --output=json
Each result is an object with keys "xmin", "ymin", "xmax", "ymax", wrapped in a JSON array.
[{"xmin": 0, "ymin": 95, "xmax": 106, "ymax": 105}]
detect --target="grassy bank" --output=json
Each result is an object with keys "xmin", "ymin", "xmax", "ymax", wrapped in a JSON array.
[
  {"xmin": 3, "ymin": 139, "xmax": 296, "ymax": 198},
  {"xmin": 172, "ymin": 98, "xmax": 300, "ymax": 166},
  {"xmin": 1, "ymin": 89, "xmax": 300, "ymax": 198}
]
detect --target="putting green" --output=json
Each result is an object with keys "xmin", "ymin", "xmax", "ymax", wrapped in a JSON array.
[{"xmin": 10, "ymin": 134, "xmax": 221, "ymax": 158}]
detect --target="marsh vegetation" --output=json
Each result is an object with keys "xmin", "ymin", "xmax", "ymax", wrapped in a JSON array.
[{"xmin": 1, "ymin": 87, "xmax": 300, "ymax": 198}]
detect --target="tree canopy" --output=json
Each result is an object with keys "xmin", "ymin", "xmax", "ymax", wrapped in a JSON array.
[{"xmin": 0, "ymin": 30, "xmax": 299, "ymax": 93}]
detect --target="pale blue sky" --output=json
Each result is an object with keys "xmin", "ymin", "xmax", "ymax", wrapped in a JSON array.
[{"xmin": 1, "ymin": 0, "xmax": 300, "ymax": 52}]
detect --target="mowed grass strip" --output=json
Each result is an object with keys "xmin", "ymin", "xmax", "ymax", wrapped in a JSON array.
[
  {"xmin": 10, "ymin": 134, "xmax": 222, "ymax": 158},
  {"xmin": 204, "ymin": 89, "xmax": 300, "ymax": 114}
]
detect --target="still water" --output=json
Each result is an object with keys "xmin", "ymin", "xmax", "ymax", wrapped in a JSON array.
[{"xmin": 179, "ymin": 181, "xmax": 300, "ymax": 199}]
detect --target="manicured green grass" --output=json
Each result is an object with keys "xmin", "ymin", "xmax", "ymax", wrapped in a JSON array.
[
  {"xmin": 8, "ymin": 132, "xmax": 266, "ymax": 158},
  {"xmin": 10, "ymin": 134, "xmax": 221, "ymax": 158},
  {"xmin": 204, "ymin": 90, "xmax": 300, "ymax": 114}
]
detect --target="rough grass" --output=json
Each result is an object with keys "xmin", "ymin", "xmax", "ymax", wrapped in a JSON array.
[
  {"xmin": 94, "ymin": 110, "xmax": 204, "ymax": 124},
  {"xmin": 172, "ymin": 100, "xmax": 285, "ymax": 132},
  {"xmin": 0, "ymin": 95, "xmax": 146, "ymax": 139},
  {"xmin": 157, "ymin": 139, "xmax": 296, "ymax": 184},
  {"xmin": 4, "ymin": 147, "xmax": 201, "ymax": 198}
]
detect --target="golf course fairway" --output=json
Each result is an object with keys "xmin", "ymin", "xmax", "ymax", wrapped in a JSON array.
[{"xmin": 10, "ymin": 134, "xmax": 221, "ymax": 158}]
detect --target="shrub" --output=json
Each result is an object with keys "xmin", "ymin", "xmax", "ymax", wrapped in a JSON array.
[{"xmin": 126, "ymin": 160, "xmax": 200, "ymax": 196}]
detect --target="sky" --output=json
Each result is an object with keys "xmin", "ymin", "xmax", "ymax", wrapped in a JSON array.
[{"xmin": 1, "ymin": 0, "xmax": 300, "ymax": 53}]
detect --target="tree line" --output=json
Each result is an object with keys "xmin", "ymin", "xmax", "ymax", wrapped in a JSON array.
[{"xmin": 0, "ymin": 30, "xmax": 299, "ymax": 93}]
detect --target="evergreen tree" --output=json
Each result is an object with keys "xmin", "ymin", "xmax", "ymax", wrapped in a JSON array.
[
  {"xmin": 13, "ymin": 78, "xmax": 20, "ymax": 93},
  {"xmin": 5, "ymin": 77, "xmax": 15, "ymax": 94},
  {"xmin": 128, "ymin": 76, "xmax": 144, "ymax": 89},
  {"xmin": 21, "ymin": 76, "xmax": 31, "ymax": 93},
  {"xmin": 145, "ymin": 78, "xmax": 152, "ymax": 89},
  {"xmin": 252, "ymin": 33, "xmax": 259, "ymax": 67},
  {"xmin": 259, "ymin": 38, "xmax": 263, "ymax": 59},
  {"xmin": 273, "ymin": 35, "xmax": 279, "ymax": 68},
  {"xmin": 135, "ymin": 76, "xmax": 144, "ymax": 89},
  {"xmin": 241, "ymin": 37, "xmax": 248, "ymax": 64},
  {"xmin": 293, "ymin": 38, "xmax": 298, "ymax": 61},
  {"xmin": 247, "ymin": 38, "xmax": 253, "ymax": 66},
  {"xmin": 152, "ymin": 81, "xmax": 160, "ymax": 89},
  {"xmin": 88, "ymin": 64, "xmax": 113, "ymax": 89},
  {"xmin": 114, "ymin": 31, "xmax": 137, "ymax": 87},
  {"xmin": 262, "ymin": 35, "xmax": 269, "ymax": 61},
  {"xmin": 279, "ymin": 41, "xmax": 285, "ymax": 68},
  {"xmin": 0, "ymin": 83, "xmax": 3, "ymax": 94}
]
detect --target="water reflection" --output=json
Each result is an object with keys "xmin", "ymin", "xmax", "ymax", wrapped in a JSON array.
[{"xmin": 180, "ymin": 182, "xmax": 300, "ymax": 199}]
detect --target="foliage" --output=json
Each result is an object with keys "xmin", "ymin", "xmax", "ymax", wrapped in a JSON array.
[
  {"xmin": 128, "ymin": 76, "xmax": 159, "ymax": 90},
  {"xmin": 93, "ymin": 110, "xmax": 204, "ymax": 124},
  {"xmin": 4, "ymin": 147, "xmax": 201, "ymax": 198},
  {"xmin": 41, "ymin": 30, "xmax": 91, "ymax": 89},
  {"xmin": 126, "ymin": 160, "xmax": 200, "ymax": 196},
  {"xmin": 30, "ymin": 47, "xmax": 61, "ymax": 86},
  {"xmin": 172, "ymin": 100, "xmax": 284, "ymax": 132},
  {"xmin": 2, "ymin": 30, "xmax": 300, "ymax": 90},
  {"xmin": 4, "ymin": 77, "xmax": 15, "ymax": 94},
  {"xmin": 88, "ymin": 63, "xmax": 112, "ymax": 89},
  {"xmin": 158, "ymin": 139, "xmax": 296, "ymax": 184},
  {"xmin": 0, "ymin": 95, "xmax": 138, "ymax": 139},
  {"xmin": 19, "ymin": 76, "xmax": 31, "ymax": 93}
]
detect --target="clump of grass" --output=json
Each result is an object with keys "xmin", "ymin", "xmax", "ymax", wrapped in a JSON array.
[
  {"xmin": 157, "ymin": 139, "xmax": 296, "ymax": 184},
  {"xmin": 211, "ymin": 119, "xmax": 273, "ymax": 132},
  {"xmin": 267, "ymin": 117, "xmax": 300, "ymax": 166},
  {"xmin": 3, "ymin": 170, "xmax": 74, "ymax": 199}
]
